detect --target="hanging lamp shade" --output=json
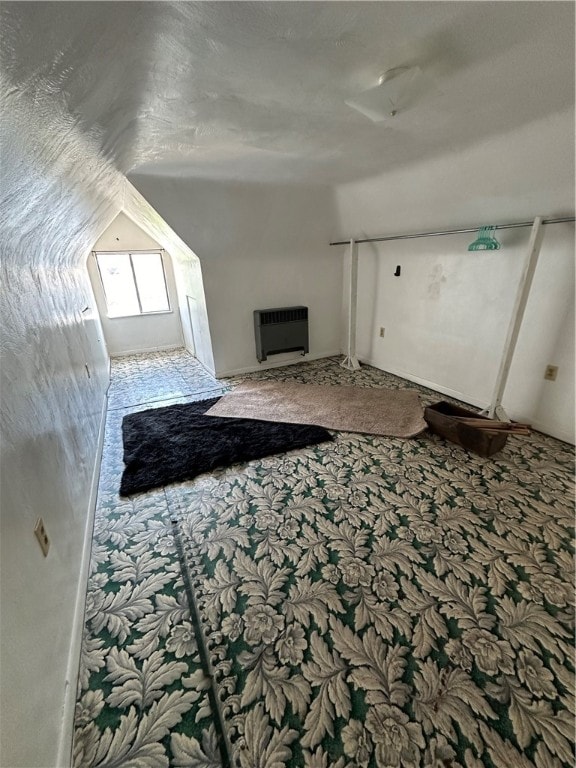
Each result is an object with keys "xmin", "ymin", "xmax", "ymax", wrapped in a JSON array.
[{"xmin": 468, "ymin": 226, "xmax": 501, "ymax": 251}]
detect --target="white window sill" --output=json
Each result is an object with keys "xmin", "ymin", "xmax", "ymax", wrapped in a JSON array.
[{"xmin": 107, "ymin": 310, "xmax": 174, "ymax": 320}]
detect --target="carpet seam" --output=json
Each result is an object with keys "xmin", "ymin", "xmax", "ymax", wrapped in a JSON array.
[{"xmin": 171, "ymin": 517, "xmax": 233, "ymax": 768}]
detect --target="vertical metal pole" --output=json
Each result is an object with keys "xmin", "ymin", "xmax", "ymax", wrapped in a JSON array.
[
  {"xmin": 341, "ymin": 237, "xmax": 361, "ymax": 370},
  {"xmin": 485, "ymin": 216, "xmax": 545, "ymax": 419}
]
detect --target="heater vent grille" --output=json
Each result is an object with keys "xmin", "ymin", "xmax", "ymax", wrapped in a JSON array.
[
  {"xmin": 254, "ymin": 306, "xmax": 309, "ymax": 362},
  {"xmin": 259, "ymin": 307, "xmax": 308, "ymax": 325}
]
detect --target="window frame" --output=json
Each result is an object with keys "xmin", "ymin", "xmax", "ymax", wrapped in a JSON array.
[{"xmin": 93, "ymin": 249, "xmax": 172, "ymax": 319}]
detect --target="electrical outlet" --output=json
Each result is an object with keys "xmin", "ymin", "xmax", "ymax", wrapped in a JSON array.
[
  {"xmin": 379, "ymin": 327, "xmax": 385, "ymax": 338},
  {"xmin": 544, "ymin": 365, "xmax": 558, "ymax": 381},
  {"xmin": 34, "ymin": 518, "xmax": 50, "ymax": 557}
]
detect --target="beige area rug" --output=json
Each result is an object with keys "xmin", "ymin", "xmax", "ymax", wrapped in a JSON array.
[{"xmin": 207, "ymin": 381, "xmax": 427, "ymax": 437}]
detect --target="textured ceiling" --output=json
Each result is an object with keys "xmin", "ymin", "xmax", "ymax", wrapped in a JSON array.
[{"xmin": 1, "ymin": 1, "xmax": 574, "ymax": 184}]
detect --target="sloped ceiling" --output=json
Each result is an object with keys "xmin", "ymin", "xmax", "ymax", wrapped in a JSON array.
[{"xmin": 1, "ymin": 1, "xmax": 574, "ymax": 185}]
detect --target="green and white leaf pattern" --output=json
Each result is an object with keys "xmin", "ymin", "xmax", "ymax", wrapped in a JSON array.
[
  {"xmin": 74, "ymin": 351, "xmax": 574, "ymax": 767},
  {"xmin": 171, "ymin": 726, "xmax": 221, "ymax": 767}
]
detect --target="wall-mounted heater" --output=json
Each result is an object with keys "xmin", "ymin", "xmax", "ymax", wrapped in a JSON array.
[{"xmin": 254, "ymin": 306, "xmax": 309, "ymax": 362}]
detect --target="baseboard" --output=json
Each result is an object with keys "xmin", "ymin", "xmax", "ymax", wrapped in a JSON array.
[
  {"xmin": 56, "ymin": 390, "xmax": 108, "ymax": 768},
  {"xmin": 360, "ymin": 357, "xmax": 488, "ymax": 410},
  {"xmin": 216, "ymin": 351, "xmax": 340, "ymax": 378},
  {"xmin": 110, "ymin": 343, "xmax": 183, "ymax": 358},
  {"xmin": 361, "ymin": 358, "xmax": 575, "ymax": 443},
  {"xmin": 182, "ymin": 348, "xmax": 217, "ymax": 379},
  {"xmin": 529, "ymin": 419, "xmax": 575, "ymax": 445}
]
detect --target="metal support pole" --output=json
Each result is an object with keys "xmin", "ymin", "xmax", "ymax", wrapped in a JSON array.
[
  {"xmin": 484, "ymin": 216, "xmax": 545, "ymax": 420},
  {"xmin": 341, "ymin": 238, "xmax": 361, "ymax": 371}
]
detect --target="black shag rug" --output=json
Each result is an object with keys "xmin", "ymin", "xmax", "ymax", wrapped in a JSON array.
[{"xmin": 120, "ymin": 397, "xmax": 333, "ymax": 496}]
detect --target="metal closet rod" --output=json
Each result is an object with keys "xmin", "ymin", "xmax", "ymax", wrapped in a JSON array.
[
  {"xmin": 329, "ymin": 216, "xmax": 575, "ymax": 246},
  {"xmin": 91, "ymin": 248, "xmax": 165, "ymax": 253}
]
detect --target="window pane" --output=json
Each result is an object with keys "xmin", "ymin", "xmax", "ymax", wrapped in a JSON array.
[
  {"xmin": 96, "ymin": 253, "xmax": 140, "ymax": 317},
  {"xmin": 132, "ymin": 252, "xmax": 170, "ymax": 313}
]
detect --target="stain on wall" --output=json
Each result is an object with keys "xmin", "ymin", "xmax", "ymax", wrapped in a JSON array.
[{"xmin": 427, "ymin": 263, "xmax": 447, "ymax": 300}]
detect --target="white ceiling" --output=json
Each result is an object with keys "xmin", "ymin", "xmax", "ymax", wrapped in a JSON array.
[{"xmin": 2, "ymin": 1, "xmax": 574, "ymax": 185}]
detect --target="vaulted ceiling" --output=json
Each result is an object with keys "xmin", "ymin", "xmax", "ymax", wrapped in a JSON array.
[{"xmin": 2, "ymin": 1, "xmax": 574, "ymax": 184}]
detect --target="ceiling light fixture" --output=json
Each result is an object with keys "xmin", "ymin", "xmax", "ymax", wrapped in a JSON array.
[{"xmin": 345, "ymin": 66, "xmax": 422, "ymax": 122}]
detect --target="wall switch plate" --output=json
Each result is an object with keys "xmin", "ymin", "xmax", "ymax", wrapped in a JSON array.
[
  {"xmin": 34, "ymin": 518, "xmax": 50, "ymax": 557},
  {"xmin": 544, "ymin": 365, "xmax": 558, "ymax": 381},
  {"xmin": 379, "ymin": 327, "xmax": 385, "ymax": 338}
]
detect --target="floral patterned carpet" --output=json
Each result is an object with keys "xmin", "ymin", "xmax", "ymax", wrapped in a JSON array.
[{"xmin": 73, "ymin": 350, "xmax": 574, "ymax": 768}]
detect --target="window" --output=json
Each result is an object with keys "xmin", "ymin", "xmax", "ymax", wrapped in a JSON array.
[{"xmin": 95, "ymin": 251, "xmax": 171, "ymax": 318}]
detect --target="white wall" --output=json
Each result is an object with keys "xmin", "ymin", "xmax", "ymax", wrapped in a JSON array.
[
  {"xmin": 533, "ymin": 294, "xmax": 575, "ymax": 440},
  {"xmin": 123, "ymin": 183, "xmax": 216, "ymax": 375},
  {"xmin": 0, "ymin": 95, "xmax": 120, "ymax": 766},
  {"xmin": 503, "ymin": 222, "xmax": 574, "ymax": 441},
  {"xmin": 0, "ymin": 138, "xmax": 216, "ymax": 768},
  {"xmin": 334, "ymin": 110, "xmax": 575, "ymax": 442},
  {"xmin": 88, "ymin": 212, "xmax": 183, "ymax": 356},
  {"xmin": 129, "ymin": 177, "xmax": 342, "ymax": 376}
]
